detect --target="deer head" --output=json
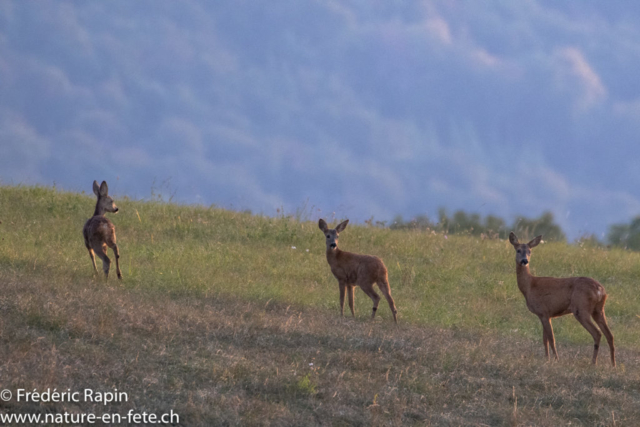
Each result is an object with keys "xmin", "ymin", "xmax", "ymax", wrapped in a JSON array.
[
  {"xmin": 318, "ymin": 219, "xmax": 349, "ymax": 251},
  {"xmin": 509, "ymin": 232, "xmax": 542, "ymax": 266},
  {"xmin": 93, "ymin": 180, "xmax": 119, "ymax": 215}
]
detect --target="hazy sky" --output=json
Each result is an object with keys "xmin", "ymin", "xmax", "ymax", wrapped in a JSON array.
[{"xmin": 2, "ymin": 1, "xmax": 640, "ymax": 239}]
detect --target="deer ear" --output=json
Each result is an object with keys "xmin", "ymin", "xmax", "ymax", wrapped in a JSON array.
[
  {"xmin": 336, "ymin": 219, "xmax": 349, "ymax": 233},
  {"xmin": 93, "ymin": 180, "xmax": 100, "ymax": 196},
  {"xmin": 318, "ymin": 219, "xmax": 328, "ymax": 233},
  {"xmin": 99, "ymin": 181, "xmax": 109, "ymax": 197},
  {"xmin": 508, "ymin": 232, "xmax": 519, "ymax": 248},
  {"xmin": 528, "ymin": 235, "xmax": 542, "ymax": 248}
]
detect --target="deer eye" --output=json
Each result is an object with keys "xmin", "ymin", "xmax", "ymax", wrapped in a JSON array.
[
  {"xmin": 326, "ymin": 235, "xmax": 330, "ymax": 238},
  {"xmin": 517, "ymin": 249, "xmax": 521, "ymax": 254}
]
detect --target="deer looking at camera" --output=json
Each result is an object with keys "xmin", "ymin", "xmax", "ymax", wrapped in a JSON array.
[
  {"xmin": 319, "ymin": 219, "xmax": 397, "ymax": 323},
  {"xmin": 509, "ymin": 232, "xmax": 614, "ymax": 366},
  {"xmin": 83, "ymin": 180, "xmax": 122, "ymax": 280}
]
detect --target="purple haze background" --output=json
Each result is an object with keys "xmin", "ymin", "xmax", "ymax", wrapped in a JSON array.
[{"xmin": 2, "ymin": 1, "xmax": 640, "ymax": 238}]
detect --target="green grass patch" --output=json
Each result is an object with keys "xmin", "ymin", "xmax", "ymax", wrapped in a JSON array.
[
  {"xmin": 0, "ymin": 184, "xmax": 639, "ymax": 425},
  {"xmin": 1, "ymin": 184, "xmax": 637, "ymax": 347}
]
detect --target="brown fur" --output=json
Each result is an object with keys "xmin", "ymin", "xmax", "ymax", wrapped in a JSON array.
[
  {"xmin": 509, "ymin": 232, "xmax": 614, "ymax": 366},
  {"xmin": 319, "ymin": 219, "xmax": 397, "ymax": 323},
  {"xmin": 83, "ymin": 180, "xmax": 122, "ymax": 280}
]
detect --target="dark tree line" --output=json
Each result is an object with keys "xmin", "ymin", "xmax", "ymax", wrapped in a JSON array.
[
  {"xmin": 390, "ymin": 209, "xmax": 566, "ymax": 241},
  {"xmin": 608, "ymin": 216, "xmax": 640, "ymax": 250},
  {"xmin": 388, "ymin": 209, "xmax": 640, "ymax": 251}
]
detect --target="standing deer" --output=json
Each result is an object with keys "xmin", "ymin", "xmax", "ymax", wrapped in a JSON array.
[
  {"xmin": 509, "ymin": 232, "xmax": 614, "ymax": 366},
  {"xmin": 319, "ymin": 219, "xmax": 398, "ymax": 323},
  {"xmin": 83, "ymin": 180, "xmax": 122, "ymax": 280}
]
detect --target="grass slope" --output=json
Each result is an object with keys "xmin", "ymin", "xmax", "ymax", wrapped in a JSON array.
[{"xmin": 0, "ymin": 185, "xmax": 639, "ymax": 426}]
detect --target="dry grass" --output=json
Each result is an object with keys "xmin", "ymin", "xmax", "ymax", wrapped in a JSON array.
[
  {"xmin": 1, "ymin": 270, "xmax": 639, "ymax": 426},
  {"xmin": 0, "ymin": 185, "xmax": 639, "ymax": 426}
]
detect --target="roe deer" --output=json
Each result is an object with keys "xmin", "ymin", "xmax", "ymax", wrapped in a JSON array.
[
  {"xmin": 319, "ymin": 219, "xmax": 397, "ymax": 323},
  {"xmin": 83, "ymin": 180, "xmax": 122, "ymax": 280},
  {"xmin": 509, "ymin": 232, "xmax": 614, "ymax": 366}
]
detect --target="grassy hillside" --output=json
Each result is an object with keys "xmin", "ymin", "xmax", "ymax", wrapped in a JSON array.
[{"xmin": 0, "ymin": 185, "xmax": 639, "ymax": 426}]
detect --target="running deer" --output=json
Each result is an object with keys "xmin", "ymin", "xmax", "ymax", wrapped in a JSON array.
[
  {"xmin": 509, "ymin": 232, "xmax": 615, "ymax": 366},
  {"xmin": 319, "ymin": 219, "xmax": 398, "ymax": 323},
  {"xmin": 83, "ymin": 180, "xmax": 122, "ymax": 279}
]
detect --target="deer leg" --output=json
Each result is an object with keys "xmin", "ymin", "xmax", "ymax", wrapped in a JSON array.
[
  {"xmin": 542, "ymin": 327, "xmax": 550, "ymax": 360},
  {"xmin": 339, "ymin": 282, "xmax": 346, "ymax": 317},
  {"xmin": 347, "ymin": 285, "xmax": 355, "ymax": 317},
  {"xmin": 593, "ymin": 296, "xmax": 616, "ymax": 367},
  {"xmin": 573, "ymin": 308, "xmax": 602, "ymax": 365},
  {"xmin": 548, "ymin": 321, "xmax": 559, "ymax": 361},
  {"xmin": 377, "ymin": 279, "xmax": 398, "ymax": 324},
  {"xmin": 111, "ymin": 243, "xmax": 122, "ymax": 280},
  {"xmin": 540, "ymin": 317, "xmax": 558, "ymax": 361},
  {"xmin": 593, "ymin": 310, "xmax": 615, "ymax": 367},
  {"xmin": 85, "ymin": 238, "xmax": 98, "ymax": 274},
  {"xmin": 358, "ymin": 281, "xmax": 380, "ymax": 320},
  {"xmin": 93, "ymin": 243, "xmax": 111, "ymax": 279},
  {"xmin": 87, "ymin": 247, "xmax": 98, "ymax": 274}
]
